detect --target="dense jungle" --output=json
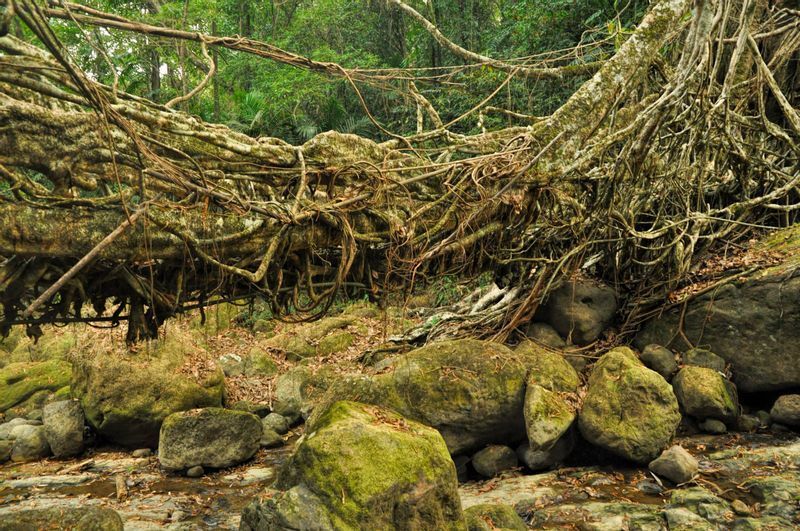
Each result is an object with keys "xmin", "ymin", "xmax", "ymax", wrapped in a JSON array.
[{"xmin": 1, "ymin": 0, "xmax": 800, "ymax": 529}]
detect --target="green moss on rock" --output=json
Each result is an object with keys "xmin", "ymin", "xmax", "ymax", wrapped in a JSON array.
[
  {"xmin": 71, "ymin": 334, "xmax": 225, "ymax": 448},
  {"xmin": 672, "ymin": 366, "xmax": 739, "ymax": 422},
  {"xmin": 579, "ymin": 348, "xmax": 681, "ymax": 463},
  {"xmin": 464, "ymin": 504, "xmax": 526, "ymax": 531},
  {"xmin": 0, "ymin": 359, "xmax": 71, "ymax": 413},
  {"xmin": 269, "ymin": 401, "xmax": 464, "ymax": 530},
  {"xmin": 310, "ymin": 339, "xmax": 533, "ymax": 454}
]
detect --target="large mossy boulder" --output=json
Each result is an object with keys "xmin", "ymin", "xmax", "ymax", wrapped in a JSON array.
[
  {"xmin": 241, "ymin": 401, "xmax": 464, "ymax": 530},
  {"xmin": 635, "ymin": 225, "xmax": 800, "ymax": 392},
  {"xmin": 672, "ymin": 366, "xmax": 739, "ymax": 422},
  {"xmin": 158, "ymin": 407, "xmax": 262, "ymax": 470},
  {"xmin": 71, "ymin": 333, "xmax": 225, "ymax": 448},
  {"xmin": 310, "ymin": 339, "xmax": 545, "ymax": 454},
  {"xmin": 0, "ymin": 360, "xmax": 71, "ymax": 416},
  {"xmin": 0, "ymin": 507, "xmax": 123, "ymax": 530},
  {"xmin": 578, "ymin": 347, "xmax": 681, "ymax": 463}
]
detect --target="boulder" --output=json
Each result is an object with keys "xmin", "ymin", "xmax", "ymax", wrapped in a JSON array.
[
  {"xmin": 636, "ymin": 227, "xmax": 800, "ymax": 392},
  {"xmin": 262, "ymin": 413, "xmax": 290, "ymax": 435},
  {"xmin": 535, "ymin": 280, "xmax": 617, "ymax": 345},
  {"xmin": 525, "ymin": 323, "xmax": 566, "ymax": 348},
  {"xmin": 0, "ymin": 417, "xmax": 39, "ymax": 439},
  {"xmin": 0, "ymin": 360, "xmax": 71, "ymax": 414},
  {"xmin": 10, "ymin": 424, "xmax": 50, "ymax": 462},
  {"xmin": 0, "ymin": 507, "xmax": 123, "ymax": 530},
  {"xmin": 523, "ymin": 383, "xmax": 575, "ymax": 451},
  {"xmin": 241, "ymin": 401, "xmax": 463, "ymax": 530},
  {"xmin": 578, "ymin": 347, "xmax": 681, "ymax": 463},
  {"xmin": 42, "ymin": 400, "xmax": 84, "ymax": 458},
  {"xmin": 464, "ymin": 504, "xmax": 526, "ymax": 531},
  {"xmin": 770, "ymin": 394, "xmax": 800, "ymax": 427},
  {"xmin": 272, "ymin": 365, "xmax": 334, "ymax": 422},
  {"xmin": 648, "ymin": 446, "xmax": 698, "ymax": 484},
  {"xmin": 158, "ymin": 408, "xmax": 262, "ymax": 471},
  {"xmin": 640, "ymin": 344, "xmax": 678, "ymax": 379},
  {"xmin": 472, "ymin": 445, "xmax": 518, "ymax": 478},
  {"xmin": 672, "ymin": 366, "xmax": 739, "ymax": 422},
  {"xmin": 310, "ymin": 339, "xmax": 541, "ymax": 454},
  {"xmin": 516, "ymin": 342, "xmax": 580, "ymax": 392},
  {"xmin": 71, "ymin": 333, "xmax": 225, "ymax": 448},
  {"xmin": 260, "ymin": 428, "xmax": 284, "ymax": 449},
  {"xmin": 684, "ymin": 348, "xmax": 726, "ymax": 373}
]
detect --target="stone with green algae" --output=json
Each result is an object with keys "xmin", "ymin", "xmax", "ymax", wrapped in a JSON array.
[
  {"xmin": 523, "ymin": 383, "xmax": 575, "ymax": 451},
  {"xmin": 70, "ymin": 333, "xmax": 225, "ymax": 448},
  {"xmin": 241, "ymin": 401, "xmax": 464, "ymax": 530},
  {"xmin": 308, "ymin": 339, "xmax": 540, "ymax": 454},
  {"xmin": 0, "ymin": 359, "xmax": 71, "ymax": 414},
  {"xmin": 578, "ymin": 347, "xmax": 681, "ymax": 463},
  {"xmin": 464, "ymin": 504, "xmax": 526, "ymax": 531},
  {"xmin": 672, "ymin": 366, "xmax": 739, "ymax": 422}
]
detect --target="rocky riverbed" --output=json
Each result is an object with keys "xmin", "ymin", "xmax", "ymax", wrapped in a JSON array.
[{"xmin": 1, "ymin": 432, "xmax": 798, "ymax": 529}]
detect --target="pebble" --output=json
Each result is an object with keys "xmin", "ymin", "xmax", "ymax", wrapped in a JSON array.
[
  {"xmin": 731, "ymin": 499, "xmax": 752, "ymax": 516},
  {"xmin": 132, "ymin": 449, "xmax": 153, "ymax": 458},
  {"xmin": 186, "ymin": 465, "xmax": 204, "ymax": 478},
  {"xmin": 699, "ymin": 419, "xmax": 727, "ymax": 434}
]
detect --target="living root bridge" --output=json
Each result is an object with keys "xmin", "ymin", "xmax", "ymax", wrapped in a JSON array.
[{"xmin": 1, "ymin": 0, "xmax": 799, "ymax": 343}]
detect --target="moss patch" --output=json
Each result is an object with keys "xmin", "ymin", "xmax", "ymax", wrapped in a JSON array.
[
  {"xmin": 0, "ymin": 359, "xmax": 71, "ymax": 412},
  {"xmin": 277, "ymin": 401, "xmax": 464, "ymax": 529}
]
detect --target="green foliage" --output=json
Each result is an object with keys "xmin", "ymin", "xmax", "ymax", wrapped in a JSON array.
[{"xmin": 49, "ymin": 0, "xmax": 645, "ymax": 141}]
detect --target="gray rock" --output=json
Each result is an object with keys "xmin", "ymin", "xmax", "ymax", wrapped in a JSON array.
[
  {"xmin": 241, "ymin": 485, "xmax": 334, "ymax": 531},
  {"xmin": 648, "ymin": 445, "xmax": 698, "ymax": 484},
  {"xmin": 262, "ymin": 413, "xmax": 290, "ymax": 435},
  {"xmin": 472, "ymin": 445, "xmax": 518, "ymax": 478},
  {"xmin": 735, "ymin": 415, "xmax": 761, "ymax": 433},
  {"xmin": 272, "ymin": 366, "xmax": 333, "ymax": 423},
  {"xmin": 218, "ymin": 353, "xmax": 246, "ymax": 377},
  {"xmin": 770, "ymin": 394, "xmax": 800, "ymax": 427},
  {"xmin": 756, "ymin": 410, "xmax": 772, "ymax": 427},
  {"xmin": 0, "ymin": 417, "xmax": 39, "ymax": 439},
  {"xmin": 536, "ymin": 280, "xmax": 617, "ymax": 345},
  {"xmin": 672, "ymin": 366, "xmax": 739, "ymax": 422},
  {"xmin": 42, "ymin": 400, "xmax": 84, "ymax": 458},
  {"xmin": 684, "ymin": 348, "xmax": 727, "ymax": 373},
  {"xmin": 132, "ymin": 448, "xmax": 153, "ymax": 458},
  {"xmin": 158, "ymin": 408, "xmax": 262, "ymax": 471},
  {"xmin": 525, "ymin": 322, "xmax": 566, "ymax": 348},
  {"xmin": 523, "ymin": 383, "xmax": 575, "ymax": 451},
  {"xmin": 699, "ymin": 418, "xmax": 728, "ymax": 434},
  {"xmin": 260, "ymin": 428, "xmax": 284, "ymax": 449},
  {"xmin": 640, "ymin": 344, "xmax": 678, "ymax": 379},
  {"xmin": 186, "ymin": 465, "xmax": 204, "ymax": 477},
  {"xmin": 634, "ymin": 268, "xmax": 800, "ymax": 393},
  {"xmin": 516, "ymin": 430, "xmax": 574, "ymax": 472},
  {"xmin": 578, "ymin": 348, "xmax": 681, "ymax": 463},
  {"xmin": 10, "ymin": 425, "xmax": 50, "ymax": 462}
]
